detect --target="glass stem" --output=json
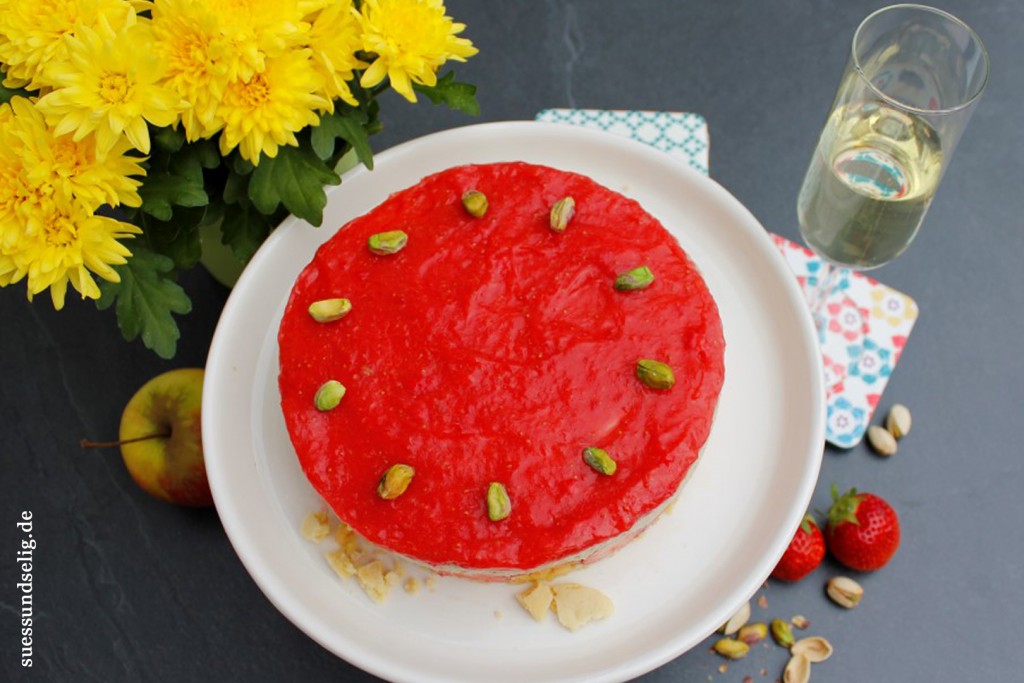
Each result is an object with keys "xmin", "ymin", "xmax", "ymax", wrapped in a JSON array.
[{"xmin": 806, "ymin": 261, "xmax": 844, "ymax": 322}]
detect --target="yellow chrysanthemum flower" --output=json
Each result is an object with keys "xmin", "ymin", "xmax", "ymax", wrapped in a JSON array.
[
  {"xmin": 2, "ymin": 191, "xmax": 140, "ymax": 309},
  {"xmin": 357, "ymin": 0, "xmax": 477, "ymax": 103},
  {"xmin": 0, "ymin": 103, "xmax": 49, "ymax": 251},
  {"xmin": 0, "ymin": 103, "xmax": 30, "ymax": 251},
  {"xmin": 1, "ymin": 96, "xmax": 144, "ymax": 302},
  {"xmin": 0, "ymin": 0, "xmax": 136, "ymax": 90},
  {"xmin": 210, "ymin": 0, "xmax": 310, "ymax": 81},
  {"xmin": 151, "ymin": 0, "xmax": 236, "ymax": 141},
  {"xmin": 306, "ymin": 0, "xmax": 366, "ymax": 108},
  {"xmin": 34, "ymin": 19, "xmax": 188, "ymax": 157},
  {"xmin": 7, "ymin": 97, "xmax": 145, "ymax": 212},
  {"xmin": 216, "ymin": 49, "xmax": 328, "ymax": 164}
]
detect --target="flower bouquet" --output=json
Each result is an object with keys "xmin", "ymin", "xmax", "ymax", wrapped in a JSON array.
[{"xmin": 0, "ymin": 0, "xmax": 478, "ymax": 357}]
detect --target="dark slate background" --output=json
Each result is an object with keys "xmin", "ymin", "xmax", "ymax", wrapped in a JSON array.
[{"xmin": 2, "ymin": 1, "xmax": 1022, "ymax": 681}]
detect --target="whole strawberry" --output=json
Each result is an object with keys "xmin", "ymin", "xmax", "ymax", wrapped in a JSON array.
[
  {"xmin": 826, "ymin": 485, "xmax": 900, "ymax": 571},
  {"xmin": 771, "ymin": 514, "xmax": 826, "ymax": 582}
]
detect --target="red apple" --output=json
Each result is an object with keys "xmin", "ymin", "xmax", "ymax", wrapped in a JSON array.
[{"xmin": 118, "ymin": 368, "xmax": 212, "ymax": 507}]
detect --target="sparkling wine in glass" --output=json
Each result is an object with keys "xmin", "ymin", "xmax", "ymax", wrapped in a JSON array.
[{"xmin": 796, "ymin": 4, "xmax": 989, "ymax": 329}]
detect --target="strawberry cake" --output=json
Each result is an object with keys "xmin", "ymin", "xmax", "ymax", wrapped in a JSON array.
[{"xmin": 278, "ymin": 162, "xmax": 725, "ymax": 580}]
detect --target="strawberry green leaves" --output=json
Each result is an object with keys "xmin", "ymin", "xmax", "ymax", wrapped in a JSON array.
[{"xmin": 826, "ymin": 484, "xmax": 863, "ymax": 528}]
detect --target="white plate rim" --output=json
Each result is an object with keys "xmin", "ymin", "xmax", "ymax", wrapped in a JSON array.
[{"xmin": 203, "ymin": 120, "xmax": 825, "ymax": 683}]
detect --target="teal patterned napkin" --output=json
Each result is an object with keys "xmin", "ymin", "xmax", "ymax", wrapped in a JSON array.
[
  {"xmin": 535, "ymin": 108, "xmax": 918, "ymax": 448},
  {"xmin": 536, "ymin": 109, "xmax": 709, "ymax": 175}
]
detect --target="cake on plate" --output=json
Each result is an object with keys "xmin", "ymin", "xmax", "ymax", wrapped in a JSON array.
[{"xmin": 278, "ymin": 162, "xmax": 725, "ymax": 580}]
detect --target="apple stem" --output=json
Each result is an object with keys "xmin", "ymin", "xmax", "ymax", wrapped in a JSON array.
[{"xmin": 80, "ymin": 432, "xmax": 172, "ymax": 449}]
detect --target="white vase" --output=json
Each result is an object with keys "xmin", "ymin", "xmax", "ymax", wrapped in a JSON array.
[{"xmin": 199, "ymin": 148, "xmax": 359, "ymax": 288}]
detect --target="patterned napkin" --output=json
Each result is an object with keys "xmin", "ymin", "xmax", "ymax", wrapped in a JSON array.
[{"xmin": 536, "ymin": 108, "xmax": 918, "ymax": 448}]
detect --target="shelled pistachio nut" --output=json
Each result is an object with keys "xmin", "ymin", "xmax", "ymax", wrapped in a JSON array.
[
  {"xmin": 367, "ymin": 230, "xmax": 408, "ymax": 255},
  {"xmin": 886, "ymin": 403, "xmax": 912, "ymax": 439},
  {"xmin": 583, "ymin": 447, "xmax": 617, "ymax": 476},
  {"xmin": 377, "ymin": 464, "xmax": 415, "ymax": 500},
  {"xmin": 712, "ymin": 638, "xmax": 750, "ymax": 660},
  {"xmin": 771, "ymin": 618, "xmax": 795, "ymax": 648},
  {"xmin": 738, "ymin": 622, "xmax": 768, "ymax": 645},
  {"xmin": 549, "ymin": 196, "xmax": 576, "ymax": 232},
  {"xmin": 636, "ymin": 359, "xmax": 676, "ymax": 390},
  {"xmin": 487, "ymin": 482, "xmax": 511, "ymax": 521},
  {"xmin": 826, "ymin": 576, "xmax": 864, "ymax": 609},
  {"xmin": 614, "ymin": 265, "xmax": 655, "ymax": 291},
  {"xmin": 314, "ymin": 380, "xmax": 346, "ymax": 411},
  {"xmin": 308, "ymin": 298, "xmax": 352, "ymax": 323},
  {"xmin": 461, "ymin": 190, "xmax": 488, "ymax": 218}
]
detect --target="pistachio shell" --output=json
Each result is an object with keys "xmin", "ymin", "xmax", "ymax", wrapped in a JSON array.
[
  {"xmin": 791, "ymin": 636, "xmax": 833, "ymax": 663},
  {"xmin": 720, "ymin": 601, "xmax": 751, "ymax": 636},
  {"xmin": 461, "ymin": 190, "xmax": 488, "ymax": 218},
  {"xmin": 367, "ymin": 230, "xmax": 408, "ymax": 255},
  {"xmin": 791, "ymin": 614, "xmax": 810, "ymax": 630},
  {"xmin": 314, "ymin": 380, "xmax": 346, "ymax": 411},
  {"xmin": 783, "ymin": 654, "xmax": 811, "ymax": 683},
  {"xmin": 487, "ymin": 482, "xmax": 511, "ymax": 521},
  {"xmin": 886, "ymin": 403, "xmax": 912, "ymax": 439},
  {"xmin": 867, "ymin": 424, "xmax": 897, "ymax": 456},
  {"xmin": 549, "ymin": 196, "xmax": 575, "ymax": 232},
  {"xmin": 308, "ymin": 298, "xmax": 352, "ymax": 323},
  {"xmin": 582, "ymin": 447, "xmax": 617, "ymax": 476},
  {"xmin": 826, "ymin": 575, "xmax": 864, "ymax": 609},
  {"xmin": 377, "ymin": 464, "xmax": 415, "ymax": 500}
]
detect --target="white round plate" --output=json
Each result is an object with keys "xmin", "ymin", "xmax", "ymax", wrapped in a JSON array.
[{"xmin": 204, "ymin": 121, "xmax": 825, "ymax": 683}]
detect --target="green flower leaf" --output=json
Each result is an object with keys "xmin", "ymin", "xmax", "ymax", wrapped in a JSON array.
[
  {"xmin": 133, "ymin": 204, "xmax": 220, "ymax": 271},
  {"xmin": 247, "ymin": 144, "xmax": 340, "ymax": 226},
  {"xmin": 190, "ymin": 139, "xmax": 223, "ymax": 170},
  {"xmin": 97, "ymin": 247, "xmax": 193, "ymax": 360},
  {"xmin": 311, "ymin": 109, "xmax": 375, "ymax": 170},
  {"xmin": 139, "ymin": 172, "xmax": 208, "ymax": 221},
  {"xmin": 219, "ymin": 200, "xmax": 281, "ymax": 263},
  {"xmin": 1, "ymin": 83, "xmax": 32, "ymax": 105},
  {"xmin": 139, "ymin": 147, "xmax": 210, "ymax": 221},
  {"xmin": 413, "ymin": 71, "xmax": 480, "ymax": 116},
  {"xmin": 153, "ymin": 126, "xmax": 186, "ymax": 153},
  {"xmin": 231, "ymin": 154, "xmax": 255, "ymax": 176},
  {"xmin": 222, "ymin": 168, "xmax": 249, "ymax": 205}
]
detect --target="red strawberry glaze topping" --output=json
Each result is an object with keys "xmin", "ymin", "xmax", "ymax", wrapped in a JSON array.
[{"xmin": 278, "ymin": 162, "xmax": 725, "ymax": 574}]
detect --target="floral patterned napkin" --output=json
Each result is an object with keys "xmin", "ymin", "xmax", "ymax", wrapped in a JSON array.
[{"xmin": 536, "ymin": 108, "xmax": 918, "ymax": 447}]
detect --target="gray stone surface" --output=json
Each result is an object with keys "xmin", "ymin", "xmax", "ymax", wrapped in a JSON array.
[{"xmin": 2, "ymin": 1, "xmax": 1021, "ymax": 681}]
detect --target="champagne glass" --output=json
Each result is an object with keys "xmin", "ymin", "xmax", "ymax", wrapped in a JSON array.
[{"xmin": 796, "ymin": 5, "xmax": 989, "ymax": 338}]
